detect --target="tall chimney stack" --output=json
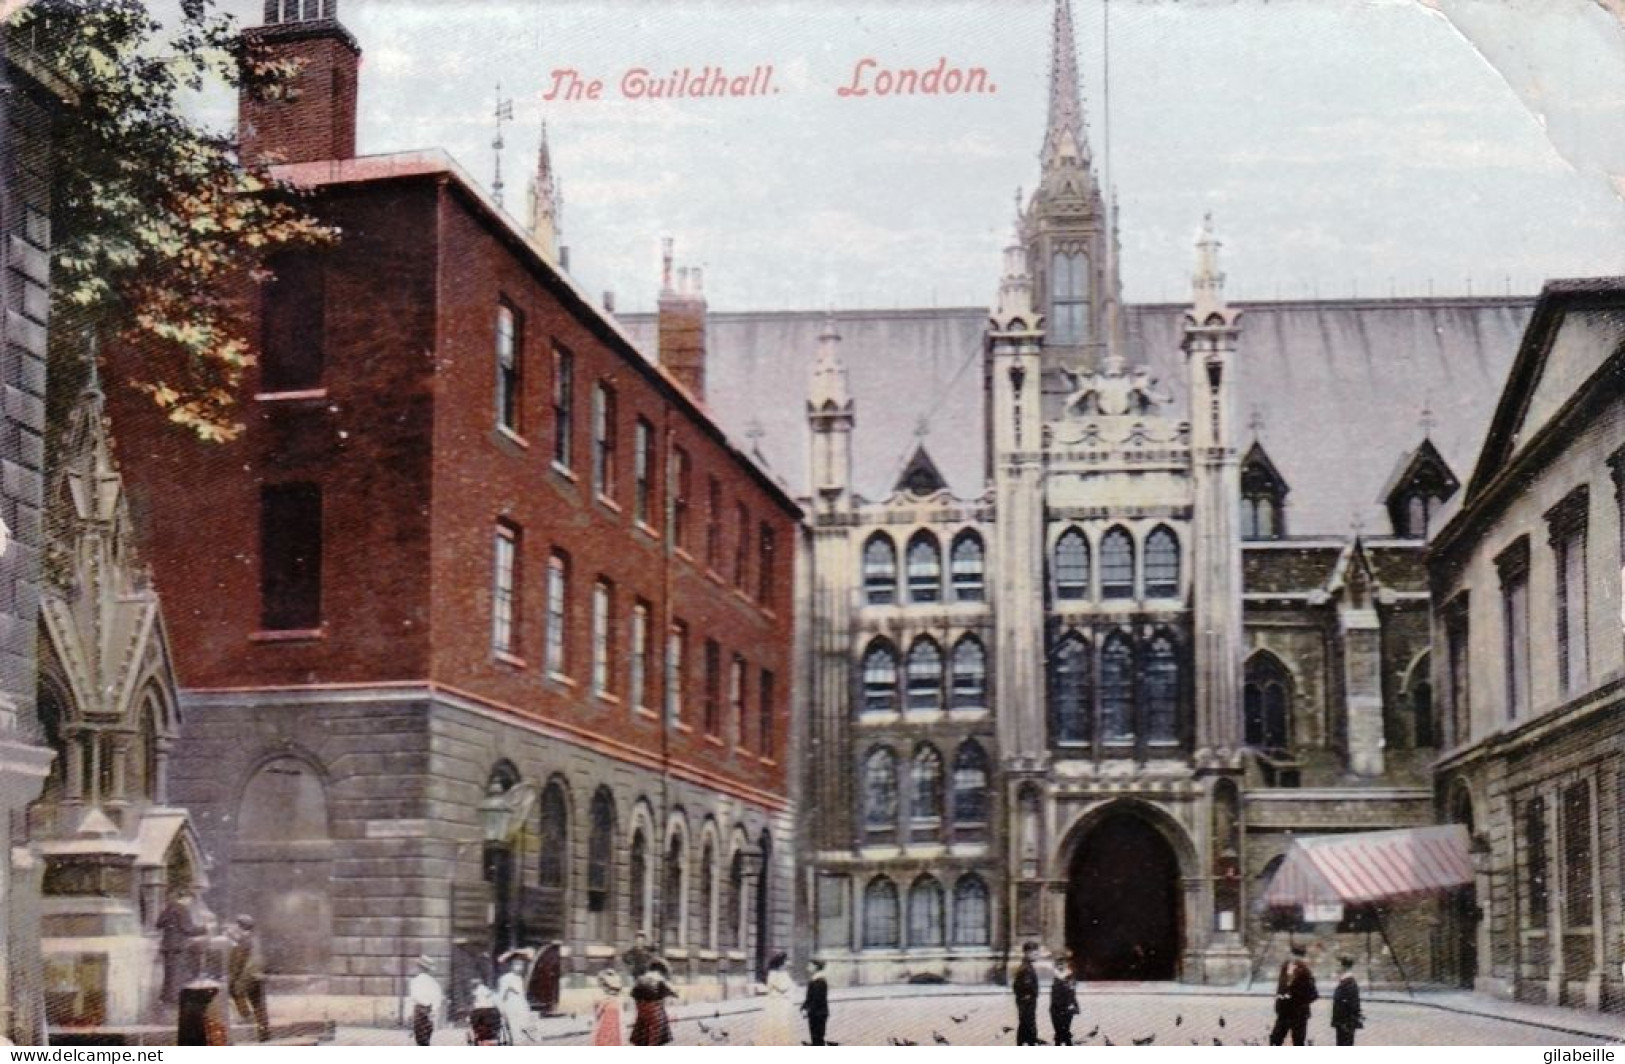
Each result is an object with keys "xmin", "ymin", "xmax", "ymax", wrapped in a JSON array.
[
  {"xmin": 238, "ymin": 0, "xmax": 362, "ymax": 167},
  {"xmin": 657, "ymin": 238, "xmax": 707, "ymax": 400}
]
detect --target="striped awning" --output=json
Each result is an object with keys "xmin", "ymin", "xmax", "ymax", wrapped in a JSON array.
[{"xmin": 1261, "ymin": 824, "xmax": 1473, "ymax": 908}]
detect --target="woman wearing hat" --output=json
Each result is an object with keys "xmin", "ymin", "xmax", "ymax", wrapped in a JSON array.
[
  {"xmin": 756, "ymin": 951, "xmax": 796, "ymax": 1046},
  {"xmin": 406, "ymin": 955, "xmax": 444, "ymax": 1047},
  {"xmin": 593, "ymin": 968, "xmax": 626, "ymax": 1046},
  {"xmin": 629, "ymin": 958, "xmax": 678, "ymax": 1045}
]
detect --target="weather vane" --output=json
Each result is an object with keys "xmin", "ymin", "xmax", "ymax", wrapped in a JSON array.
[{"xmin": 492, "ymin": 83, "xmax": 514, "ymax": 207}]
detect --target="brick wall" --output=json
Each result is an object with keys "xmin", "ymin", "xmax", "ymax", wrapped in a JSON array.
[{"xmin": 238, "ymin": 20, "xmax": 360, "ymax": 167}]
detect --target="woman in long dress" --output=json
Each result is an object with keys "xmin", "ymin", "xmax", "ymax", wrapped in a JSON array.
[
  {"xmin": 497, "ymin": 956, "xmax": 531, "ymax": 1044},
  {"xmin": 592, "ymin": 969, "xmax": 626, "ymax": 1046},
  {"xmin": 629, "ymin": 959, "xmax": 678, "ymax": 1045},
  {"xmin": 756, "ymin": 951, "xmax": 797, "ymax": 1046}
]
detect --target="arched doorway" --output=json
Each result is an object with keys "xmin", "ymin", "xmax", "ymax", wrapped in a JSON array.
[
  {"xmin": 1443, "ymin": 783, "xmax": 1478, "ymax": 988},
  {"xmin": 234, "ymin": 756, "xmax": 333, "ymax": 976},
  {"xmin": 1066, "ymin": 807, "xmax": 1183, "ymax": 980}
]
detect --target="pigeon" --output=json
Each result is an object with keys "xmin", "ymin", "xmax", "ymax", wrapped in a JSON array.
[
  {"xmin": 1175, "ymin": 1015, "xmax": 1183, "ymax": 1027},
  {"xmin": 900, "ymin": 1037, "xmax": 919, "ymax": 1046},
  {"xmin": 1213, "ymin": 1037, "xmax": 1224, "ymax": 1046},
  {"xmin": 950, "ymin": 1014, "xmax": 969, "ymax": 1024},
  {"xmin": 1133, "ymin": 1034, "xmax": 1156, "ymax": 1045},
  {"xmin": 1001, "ymin": 1026, "xmax": 1014, "ymax": 1036},
  {"xmin": 1085, "ymin": 1025, "xmax": 1099, "ymax": 1039},
  {"xmin": 1190, "ymin": 1039, "xmax": 1199, "ymax": 1045},
  {"xmin": 698, "ymin": 1021, "xmax": 711, "ymax": 1034},
  {"xmin": 1218, "ymin": 1016, "xmax": 1227, "ymax": 1028},
  {"xmin": 933, "ymin": 1031, "xmax": 950, "ymax": 1045},
  {"xmin": 1104, "ymin": 1036, "xmax": 1115, "ymax": 1046}
]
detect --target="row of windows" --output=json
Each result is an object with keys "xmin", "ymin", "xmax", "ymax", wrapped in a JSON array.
[
  {"xmin": 1048, "ymin": 628, "xmax": 1180, "ymax": 746},
  {"xmin": 861, "ymin": 873, "xmax": 991, "ymax": 950},
  {"xmin": 860, "ymin": 635, "xmax": 986, "ymax": 714},
  {"xmin": 1521, "ymin": 780, "xmax": 1598, "ymax": 932},
  {"xmin": 490, "ymin": 535, "xmax": 778, "ymax": 756},
  {"xmin": 1051, "ymin": 525, "xmax": 1180, "ymax": 601},
  {"xmin": 862, "ymin": 740, "xmax": 989, "ymax": 843},
  {"xmin": 863, "ymin": 531, "xmax": 984, "ymax": 605}
]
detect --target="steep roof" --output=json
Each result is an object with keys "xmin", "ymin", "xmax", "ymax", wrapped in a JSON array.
[{"xmin": 622, "ymin": 295, "xmax": 1532, "ymax": 535}]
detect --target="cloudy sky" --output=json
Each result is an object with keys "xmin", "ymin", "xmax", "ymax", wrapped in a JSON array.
[{"xmin": 188, "ymin": 0, "xmax": 1625, "ymax": 313}]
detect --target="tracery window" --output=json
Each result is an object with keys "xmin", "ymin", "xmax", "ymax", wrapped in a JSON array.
[
  {"xmin": 950, "ymin": 532, "xmax": 986, "ymax": 602},
  {"xmin": 1100, "ymin": 527, "xmax": 1134, "ymax": 600},
  {"xmin": 1051, "ymin": 633, "xmax": 1091, "ymax": 745},
  {"xmin": 1055, "ymin": 528, "xmax": 1089, "ymax": 600},
  {"xmin": 906, "ymin": 533, "xmax": 942, "ymax": 603},
  {"xmin": 863, "ymin": 534, "xmax": 898, "ymax": 605}
]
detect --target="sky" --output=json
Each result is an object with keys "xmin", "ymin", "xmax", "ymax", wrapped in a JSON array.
[{"xmin": 183, "ymin": 0, "xmax": 1625, "ymax": 314}]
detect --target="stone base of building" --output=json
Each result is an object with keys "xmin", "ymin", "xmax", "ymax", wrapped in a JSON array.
[{"xmin": 1191, "ymin": 943, "xmax": 1253, "ymax": 985}]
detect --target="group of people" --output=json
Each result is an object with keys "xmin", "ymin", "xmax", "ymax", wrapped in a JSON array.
[
  {"xmin": 1011, "ymin": 942, "xmax": 1080, "ymax": 1046},
  {"xmin": 156, "ymin": 890, "xmax": 270, "ymax": 1042}
]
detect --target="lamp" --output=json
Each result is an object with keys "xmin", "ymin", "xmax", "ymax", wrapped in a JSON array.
[{"xmin": 480, "ymin": 780, "xmax": 510, "ymax": 843}]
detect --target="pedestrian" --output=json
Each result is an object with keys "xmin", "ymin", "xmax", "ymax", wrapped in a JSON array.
[
  {"xmin": 1012, "ymin": 941, "xmax": 1041, "ymax": 1046},
  {"xmin": 756, "ymin": 950, "xmax": 796, "ymax": 1045},
  {"xmin": 801, "ymin": 959, "xmax": 830, "ymax": 1046},
  {"xmin": 156, "ymin": 889, "xmax": 202, "ymax": 1005},
  {"xmin": 1268, "ymin": 943, "xmax": 1319, "ymax": 1046},
  {"xmin": 1330, "ymin": 956, "xmax": 1363, "ymax": 1046},
  {"xmin": 226, "ymin": 914, "xmax": 270, "ymax": 1042},
  {"xmin": 623, "ymin": 929, "xmax": 656, "ymax": 979},
  {"xmin": 406, "ymin": 954, "xmax": 444, "ymax": 1047},
  {"xmin": 1050, "ymin": 951, "xmax": 1079, "ymax": 1047},
  {"xmin": 629, "ymin": 958, "xmax": 678, "ymax": 1046},
  {"xmin": 468, "ymin": 981, "xmax": 504, "ymax": 1045},
  {"xmin": 497, "ymin": 954, "xmax": 532, "ymax": 1044},
  {"xmin": 593, "ymin": 968, "xmax": 626, "ymax": 1046}
]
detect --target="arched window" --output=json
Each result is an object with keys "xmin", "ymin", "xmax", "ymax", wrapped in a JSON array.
[
  {"xmin": 1144, "ymin": 630, "xmax": 1180, "ymax": 745},
  {"xmin": 1051, "ymin": 632, "xmax": 1091, "ymax": 745},
  {"xmin": 949, "ymin": 636, "xmax": 986, "ymax": 709},
  {"xmin": 1241, "ymin": 445, "xmax": 1288, "ymax": 541},
  {"xmin": 1050, "ymin": 250, "xmax": 1090, "ymax": 345},
  {"xmin": 863, "ymin": 534, "xmax": 897, "ymax": 605},
  {"xmin": 1144, "ymin": 526, "xmax": 1179, "ymax": 599},
  {"xmin": 1055, "ymin": 528, "xmax": 1090, "ymax": 600},
  {"xmin": 663, "ymin": 828, "xmax": 686, "ymax": 945},
  {"xmin": 862, "ymin": 748, "xmax": 898, "ymax": 839},
  {"xmin": 1101, "ymin": 632, "xmax": 1135, "ymax": 741},
  {"xmin": 630, "ymin": 827, "xmax": 650, "ymax": 935},
  {"xmin": 908, "ymin": 875, "xmax": 946, "ymax": 949},
  {"xmin": 906, "ymin": 532, "xmax": 942, "ymax": 603},
  {"xmin": 724, "ymin": 844, "xmax": 745, "ymax": 951},
  {"xmin": 953, "ymin": 874, "xmax": 991, "ymax": 946},
  {"xmin": 1413, "ymin": 679, "xmax": 1435, "ymax": 748},
  {"xmin": 909, "ymin": 744, "xmax": 943, "ymax": 839},
  {"xmin": 950, "ymin": 532, "xmax": 986, "ymax": 601},
  {"xmin": 1243, "ymin": 495, "xmax": 1279, "ymax": 540},
  {"xmin": 1101, "ymin": 527, "xmax": 1135, "ymax": 600},
  {"xmin": 587, "ymin": 788, "xmax": 616, "ymax": 942},
  {"xmin": 905, "ymin": 638, "xmax": 944, "ymax": 711},
  {"xmin": 698, "ymin": 837, "xmax": 717, "ymax": 950},
  {"xmin": 1244, "ymin": 652, "xmax": 1292, "ymax": 753},
  {"xmin": 861, "ymin": 640, "xmax": 899, "ymax": 715},
  {"xmin": 863, "ymin": 877, "xmax": 900, "ymax": 949},
  {"xmin": 536, "ymin": 780, "xmax": 569, "ymax": 940},
  {"xmin": 952, "ymin": 741, "xmax": 989, "ymax": 839}
]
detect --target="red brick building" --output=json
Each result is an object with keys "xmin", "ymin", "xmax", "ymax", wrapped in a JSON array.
[{"xmin": 106, "ymin": 1, "xmax": 799, "ymax": 1012}]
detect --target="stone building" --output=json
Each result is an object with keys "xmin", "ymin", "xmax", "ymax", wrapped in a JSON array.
[
  {"xmin": 621, "ymin": 0, "xmax": 1536, "ymax": 988},
  {"xmin": 1429, "ymin": 277, "xmax": 1625, "ymax": 1012},
  {"xmin": 105, "ymin": 1, "xmax": 799, "ymax": 1015}
]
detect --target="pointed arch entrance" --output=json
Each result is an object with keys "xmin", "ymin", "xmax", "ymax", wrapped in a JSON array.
[{"xmin": 1065, "ymin": 804, "xmax": 1185, "ymax": 980}]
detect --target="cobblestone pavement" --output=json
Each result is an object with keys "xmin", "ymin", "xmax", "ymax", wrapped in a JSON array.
[{"xmin": 329, "ymin": 987, "xmax": 1624, "ymax": 1046}]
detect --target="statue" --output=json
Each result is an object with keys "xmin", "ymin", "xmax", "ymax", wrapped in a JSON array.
[{"xmin": 1060, "ymin": 351, "xmax": 1171, "ymax": 417}]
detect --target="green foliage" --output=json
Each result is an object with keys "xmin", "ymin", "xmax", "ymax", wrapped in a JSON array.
[{"xmin": 10, "ymin": 0, "xmax": 332, "ymax": 440}]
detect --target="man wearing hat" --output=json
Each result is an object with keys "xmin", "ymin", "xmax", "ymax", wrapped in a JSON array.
[
  {"xmin": 407, "ymin": 955, "xmax": 445, "ymax": 1046},
  {"xmin": 226, "ymin": 914, "xmax": 270, "ymax": 1042},
  {"xmin": 1269, "ymin": 943, "xmax": 1319, "ymax": 1046},
  {"xmin": 1012, "ymin": 941, "xmax": 1041, "ymax": 1045},
  {"xmin": 1329, "ymin": 956, "xmax": 1363, "ymax": 1046}
]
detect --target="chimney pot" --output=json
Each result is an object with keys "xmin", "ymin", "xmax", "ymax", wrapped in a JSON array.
[{"xmin": 603, "ymin": 291, "xmax": 616, "ymax": 313}]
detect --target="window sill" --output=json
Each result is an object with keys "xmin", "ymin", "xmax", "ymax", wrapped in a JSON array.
[
  {"xmin": 494, "ymin": 650, "xmax": 528, "ymax": 669},
  {"xmin": 551, "ymin": 460, "xmax": 578, "ymax": 483},
  {"xmin": 250, "ymin": 627, "xmax": 326, "ymax": 643},
  {"xmin": 254, "ymin": 387, "xmax": 328, "ymax": 402},
  {"xmin": 546, "ymin": 671, "xmax": 577, "ymax": 689},
  {"xmin": 704, "ymin": 734, "xmax": 725, "ymax": 747},
  {"xmin": 634, "ymin": 520, "xmax": 660, "ymax": 539},
  {"xmin": 757, "ymin": 755, "xmax": 777, "ymax": 767},
  {"xmin": 495, "ymin": 425, "xmax": 530, "ymax": 449},
  {"xmin": 675, "ymin": 721, "xmax": 693, "ymax": 734},
  {"xmin": 594, "ymin": 689, "xmax": 621, "ymax": 706},
  {"xmin": 666, "ymin": 947, "xmax": 690, "ymax": 960},
  {"xmin": 595, "ymin": 493, "xmax": 622, "ymax": 514},
  {"xmin": 635, "ymin": 706, "xmax": 660, "ymax": 722}
]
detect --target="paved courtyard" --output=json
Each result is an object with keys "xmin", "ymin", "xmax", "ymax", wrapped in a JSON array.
[{"xmin": 330, "ymin": 987, "xmax": 1624, "ymax": 1047}]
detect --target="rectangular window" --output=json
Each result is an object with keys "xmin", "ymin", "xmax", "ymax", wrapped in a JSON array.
[
  {"xmin": 706, "ymin": 477, "xmax": 722, "ymax": 571},
  {"xmin": 1497, "ymin": 539, "xmax": 1530, "ymax": 720},
  {"xmin": 1548, "ymin": 489, "xmax": 1589, "ymax": 698},
  {"xmin": 552, "ymin": 347, "xmax": 574, "ymax": 469},
  {"xmin": 758, "ymin": 524, "xmax": 776, "ymax": 607},
  {"xmin": 759, "ymin": 669, "xmax": 776, "ymax": 760},
  {"xmin": 671, "ymin": 446, "xmax": 691, "ymax": 551},
  {"xmin": 1562, "ymin": 782, "xmax": 1594, "ymax": 928},
  {"xmin": 260, "ymin": 483, "xmax": 322, "ymax": 630},
  {"xmin": 1525, "ymin": 796, "xmax": 1549, "ymax": 928},
  {"xmin": 634, "ymin": 417, "xmax": 655, "ymax": 526},
  {"xmin": 703, "ymin": 639, "xmax": 722, "ymax": 737},
  {"xmin": 630, "ymin": 600, "xmax": 651, "ymax": 710},
  {"xmin": 1446, "ymin": 604, "xmax": 1471, "ymax": 746},
  {"xmin": 593, "ymin": 383, "xmax": 617, "ymax": 500},
  {"xmin": 492, "ymin": 522, "xmax": 520, "ymax": 656},
  {"xmin": 592, "ymin": 579, "xmax": 614, "ymax": 697},
  {"xmin": 495, "ymin": 303, "xmax": 522, "ymax": 433},
  {"xmin": 546, "ymin": 550, "xmax": 570, "ymax": 676},
  {"xmin": 666, "ymin": 620, "xmax": 687, "ymax": 724},
  {"xmin": 730, "ymin": 655, "xmax": 747, "ymax": 747},
  {"xmin": 733, "ymin": 502, "xmax": 750, "ymax": 590},
  {"xmin": 260, "ymin": 254, "xmax": 325, "ymax": 393}
]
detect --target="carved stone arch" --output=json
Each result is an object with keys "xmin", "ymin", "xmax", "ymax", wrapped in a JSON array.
[
  {"xmin": 1243, "ymin": 649, "xmax": 1295, "ymax": 754},
  {"xmin": 1057, "ymin": 797, "xmax": 1199, "ymax": 880},
  {"xmin": 696, "ymin": 816, "xmax": 722, "ymax": 951},
  {"xmin": 627, "ymin": 798, "xmax": 658, "ymax": 938},
  {"xmin": 534, "ymin": 774, "xmax": 572, "ymax": 941},
  {"xmin": 662, "ymin": 807, "xmax": 691, "ymax": 946},
  {"xmin": 233, "ymin": 751, "xmax": 334, "ymax": 976},
  {"xmin": 1395, "ymin": 648, "xmax": 1436, "ymax": 750}
]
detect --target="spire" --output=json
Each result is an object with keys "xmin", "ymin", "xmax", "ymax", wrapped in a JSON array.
[
  {"xmin": 1041, "ymin": 0, "xmax": 1091, "ymax": 172},
  {"xmin": 1190, "ymin": 211, "xmax": 1232, "ymax": 321},
  {"xmin": 808, "ymin": 312, "xmax": 850, "ymax": 410},
  {"xmin": 991, "ymin": 206, "xmax": 1039, "ymax": 332},
  {"xmin": 528, "ymin": 120, "xmax": 561, "ymax": 260}
]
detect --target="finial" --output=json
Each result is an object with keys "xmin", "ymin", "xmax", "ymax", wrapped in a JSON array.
[
  {"xmin": 745, "ymin": 418, "xmax": 765, "ymax": 445},
  {"xmin": 1419, "ymin": 400, "xmax": 1436, "ymax": 438},
  {"xmin": 913, "ymin": 415, "xmax": 930, "ymax": 439},
  {"xmin": 661, "ymin": 237, "xmax": 674, "ymax": 293},
  {"xmin": 1247, "ymin": 407, "xmax": 1265, "ymax": 437},
  {"xmin": 492, "ymin": 84, "xmax": 513, "ymax": 207}
]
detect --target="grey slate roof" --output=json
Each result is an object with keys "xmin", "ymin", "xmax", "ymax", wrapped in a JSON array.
[{"xmin": 623, "ymin": 295, "xmax": 1533, "ymax": 536}]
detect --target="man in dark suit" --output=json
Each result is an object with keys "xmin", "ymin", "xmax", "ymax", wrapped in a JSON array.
[
  {"xmin": 1013, "ymin": 941, "xmax": 1041, "ymax": 1045},
  {"xmin": 1269, "ymin": 944, "xmax": 1319, "ymax": 1046},
  {"xmin": 1330, "ymin": 956, "xmax": 1363, "ymax": 1046},
  {"xmin": 1049, "ymin": 951, "xmax": 1079, "ymax": 1046},
  {"xmin": 801, "ymin": 958, "xmax": 830, "ymax": 1045}
]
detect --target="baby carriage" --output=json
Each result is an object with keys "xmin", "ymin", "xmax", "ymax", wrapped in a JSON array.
[{"xmin": 467, "ymin": 1005, "xmax": 509, "ymax": 1046}]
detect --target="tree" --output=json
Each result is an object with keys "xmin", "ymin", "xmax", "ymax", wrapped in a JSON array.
[{"xmin": 9, "ymin": 0, "xmax": 332, "ymax": 440}]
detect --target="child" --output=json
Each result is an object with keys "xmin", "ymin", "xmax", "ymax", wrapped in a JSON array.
[{"xmin": 593, "ymin": 968, "xmax": 626, "ymax": 1046}]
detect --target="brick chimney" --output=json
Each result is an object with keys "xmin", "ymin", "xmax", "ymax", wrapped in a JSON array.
[
  {"xmin": 657, "ymin": 238, "xmax": 707, "ymax": 400},
  {"xmin": 238, "ymin": 0, "xmax": 361, "ymax": 167}
]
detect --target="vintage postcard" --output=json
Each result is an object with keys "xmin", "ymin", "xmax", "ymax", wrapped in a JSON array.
[{"xmin": 0, "ymin": 0, "xmax": 1622, "ymax": 1048}]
